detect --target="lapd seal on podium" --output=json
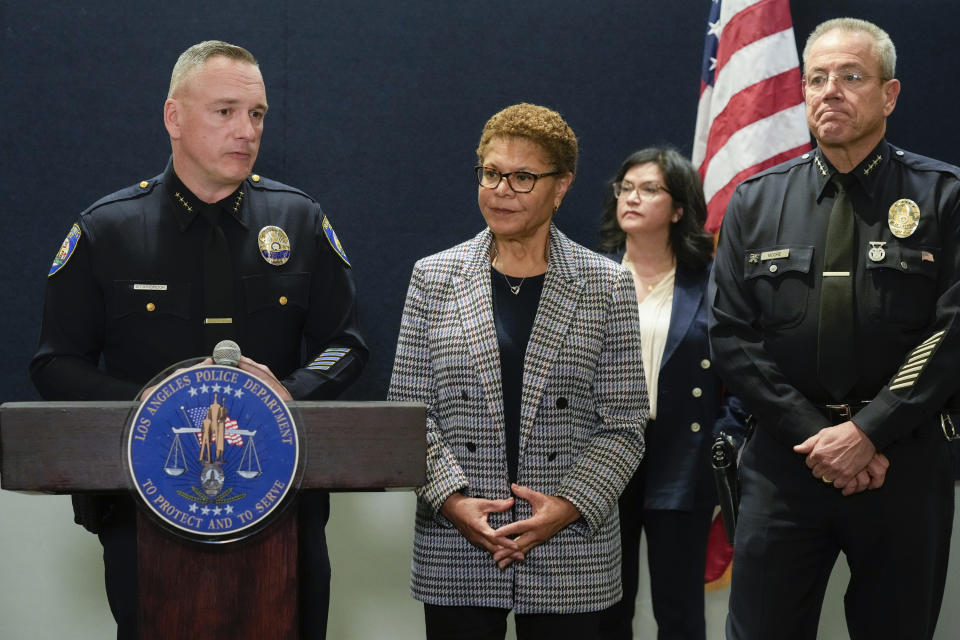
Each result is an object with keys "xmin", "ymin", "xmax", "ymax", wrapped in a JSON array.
[{"xmin": 125, "ymin": 364, "xmax": 302, "ymax": 542}]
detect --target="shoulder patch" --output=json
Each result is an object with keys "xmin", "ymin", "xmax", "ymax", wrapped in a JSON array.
[
  {"xmin": 322, "ymin": 216, "xmax": 350, "ymax": 267},
  {"xmin": 49, "ymin": 223, "xmax": 81, "ymax": 277}
]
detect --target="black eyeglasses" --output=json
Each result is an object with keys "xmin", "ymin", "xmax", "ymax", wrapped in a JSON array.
[{"xmin": 475, "ymin": 165, "xmax": 561, "ymax": 193}]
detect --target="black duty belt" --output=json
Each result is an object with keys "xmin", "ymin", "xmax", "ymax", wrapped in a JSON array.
[
  {"xmin": 818, "ymin": 401, "xmax": 960, "ymax": 442},
  {"xmin": 821, "ymin": 401, "xmax": 871, "ymax": 423}
]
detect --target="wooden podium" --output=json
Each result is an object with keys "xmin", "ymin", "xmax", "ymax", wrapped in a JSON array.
[{"xmin": 0, "ymin": 400, "xmax": 425, "ymax": 639}]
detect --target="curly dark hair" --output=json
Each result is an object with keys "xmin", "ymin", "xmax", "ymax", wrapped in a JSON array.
[
  {"xmin": 476, "ymin": 103, "xmax": 578, "ymax": 176},
  {"xmin": 597, "ymin": 147, "xmax": 713, "ymax": 269}
]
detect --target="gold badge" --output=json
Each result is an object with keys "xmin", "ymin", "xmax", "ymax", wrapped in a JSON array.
[
  {"xmin": 258, "ymin": 226, "xmax": 291, "ymax": 266},
  {"xmin": 888, "ymin": 199, "xmax": 920, "ymax": 238}
]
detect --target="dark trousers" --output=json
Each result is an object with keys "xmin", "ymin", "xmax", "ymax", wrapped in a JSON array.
[
  {"xmin": 98, "ymin": 499, "xmax": 138, "ymax": 640},
  {"xmin": 99, "ymin": 492, "xmax": 330, "ymax": 640},
  {"xmin": 727, "ymin": 421, "xmax": 954, "ymax": 640},
  {"xmin": 424, "ymin": 604, "xmax": 615, "ymax": 640},
  {"xmin": 602, "ymin": 464, "xmax": 714, "ymax": 640}
]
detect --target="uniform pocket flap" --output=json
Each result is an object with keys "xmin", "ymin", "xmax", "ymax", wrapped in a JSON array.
[
  {"xmin": 864, "ymin": 244, "xmax": 939, "ymax": 279},
  {"xmin": 112, "ymin": 281, "xmax": 191, "ymax": 319},
  {"xmin": 743, "ymin": 245, "xmax": 814, "ymax": 280},
  {"xmin": 242, "ymin": 272, "xmax": 310, "ymax": 313}
]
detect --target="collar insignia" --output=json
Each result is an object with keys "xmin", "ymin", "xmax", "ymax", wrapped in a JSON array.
[
  {"xmin": 814, "ymin": 154, "xmax": 828, "ymax": 176},
  {"xmin": 174, "ymin": 192, "xmax": 194, "ymax": 213}
]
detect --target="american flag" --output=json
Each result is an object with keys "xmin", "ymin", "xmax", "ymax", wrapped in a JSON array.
[
  {"xmin": 224, "ymin": 417, "xmax": 242, "ymax": 446},
  {"xmin": 692, "ymin": 0, "xmax": 811, "ymax": 233},
  {"xmin": 187, "ymin": 406, "xmax": 243, "ymax": 447}
]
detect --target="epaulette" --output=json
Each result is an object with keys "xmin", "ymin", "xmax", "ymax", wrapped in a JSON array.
[
  {"xmin": 888, "ymin": 144, "xmax": 960, "ymax": 180},
  {"xmin": 738, "ymin": 152, "xmax": 812, "ymax": 187},
  {"xmin": 245, "ymin": 173, "xmax": 314, "ymax": 201},
  {"xmin": 82, "ymin": 175, "xmax": 161, "ymax": 216}
]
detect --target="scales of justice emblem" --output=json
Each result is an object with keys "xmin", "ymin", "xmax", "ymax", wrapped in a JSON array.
[{"xmin": 126, "ymin": 358, "xmax": 302, "ymax": 542}]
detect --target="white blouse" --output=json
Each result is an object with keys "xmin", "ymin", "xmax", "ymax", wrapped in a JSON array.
[{"xmin": 622, "ymin": 255, "xmax": 675, "ymax": 420}]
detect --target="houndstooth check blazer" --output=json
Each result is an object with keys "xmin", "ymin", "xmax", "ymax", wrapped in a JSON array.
[{"xmin": 388, "ymin": 224, "xmax": 648, "ymax": 613}]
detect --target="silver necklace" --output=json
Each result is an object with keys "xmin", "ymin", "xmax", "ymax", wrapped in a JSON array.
[
  {"xmin": 501, "ymin": 273, "xmax": 525, "ymax": 295},
  {"xmin": 490, "ymin": 240, "xmax": 548, "ymax": 295}
]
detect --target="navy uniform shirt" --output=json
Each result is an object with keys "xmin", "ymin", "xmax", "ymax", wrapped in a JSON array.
[
  {"xmin": 31, "ymin": 160, "xmax": 368, "ymax": 403},
  {"xmin": 709, "ymin": 139, "xmax": 960, "ymax": 451}
]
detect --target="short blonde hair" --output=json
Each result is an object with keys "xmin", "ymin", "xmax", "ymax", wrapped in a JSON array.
[
  {"xmin": 168, "ymin": 40, "xmax": 258, "ymax": 98},
  {"xmin": 476, "ymin": 103, "xmax": 578, "ymax": 176}
]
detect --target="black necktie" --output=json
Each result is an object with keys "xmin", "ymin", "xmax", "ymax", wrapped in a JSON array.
[
  {"xmin": 817, "ymin": 174, "xmax": 857, "ymax": 400},
  {"xmin": 200, "ymin": 204, "xmax": 235, "ymax": 353}
]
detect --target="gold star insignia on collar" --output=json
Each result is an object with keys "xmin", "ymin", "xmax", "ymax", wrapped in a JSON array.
[
  {"xmin": 174, "ymin": 192, "xmax": 193, "ymax": 213},
  {"xmin": 863, "ymin": 154, "xmax": 883, "ymax": 176}
]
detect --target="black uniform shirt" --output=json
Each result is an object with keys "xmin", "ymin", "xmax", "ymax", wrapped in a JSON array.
[
  {"xmin": 709, "ymin": 139, "xmax": 960, "ymax": 450},
  {"xmin": 31, "ymin": 159, "xmax": 368, "ymax": 402}
]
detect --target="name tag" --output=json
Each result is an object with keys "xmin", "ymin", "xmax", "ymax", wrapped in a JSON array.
[
  {"xmin": 133, "ymin": 284, "xmax": 168, "ymax": 291},
  {"xmin": 760, "ymin": 249, "xmax": 790, "ymax": 261}
]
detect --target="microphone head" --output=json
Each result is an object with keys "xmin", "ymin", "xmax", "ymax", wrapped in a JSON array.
[{"xmin": 212, "ymin": 340, "xmax": 241, "ymax": 367}]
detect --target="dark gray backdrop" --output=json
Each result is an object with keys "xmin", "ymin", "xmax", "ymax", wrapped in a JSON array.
[{"xmin": 2, "ymin": 1, "xmax": 956, "ymax": 403}]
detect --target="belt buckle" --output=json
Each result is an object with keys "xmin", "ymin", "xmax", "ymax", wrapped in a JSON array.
[{"xmin": 826, "ymin": 404, "xmax": 853, "ymax": 422}]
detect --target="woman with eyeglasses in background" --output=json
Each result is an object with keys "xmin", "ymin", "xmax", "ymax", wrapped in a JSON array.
[{"xmin": 597, "ymin": 147, "xmax": 746, "ymax": 640}]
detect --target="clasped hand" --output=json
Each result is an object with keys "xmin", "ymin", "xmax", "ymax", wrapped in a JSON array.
[
  {"xmin": 440, "ymin": 483, "xmax": 580, "ymax": 570},
  {"xmin": 793, "ymin": 420, "xmax": 889, "ymax": 496}
]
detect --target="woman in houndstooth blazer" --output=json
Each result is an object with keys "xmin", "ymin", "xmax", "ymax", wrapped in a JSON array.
[{"xmin": 388, "ymin": 103, "xmax": 648, "ymax": 639}]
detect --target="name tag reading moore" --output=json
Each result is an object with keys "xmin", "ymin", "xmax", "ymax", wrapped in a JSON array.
[
  {"xmin": 760, "ymin": 249, "xmax": 790, "ymax": 261},
  {"xmin": 125, "ymin": 365, "xmax": 303, "ymax": 542}
]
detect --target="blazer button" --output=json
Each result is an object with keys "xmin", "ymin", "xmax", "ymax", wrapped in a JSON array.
[
  {"xmin": 690, "ymin": 422, "xmax": 701, "ymax": 433},
  {"xmin": 556, "ymin": 397, "xmax": 568, "ymax": 409},
  {"xmin": 700, "ymin": 359, "xmax": 711, "ymax": 369},
  {"xmin": 461, "ymin": 391, "xmax": 469, "ymax": 401},
  {"xmin": 691, "ymin": 387, "xmax": 702, "ymax": 398},
  {"xmin": 548, "ymin": 452, "xmax": 558, "ymax": 461},
  {"xmin": 465, "ymin": 442, "xmax": 477, "ymax": 452}
]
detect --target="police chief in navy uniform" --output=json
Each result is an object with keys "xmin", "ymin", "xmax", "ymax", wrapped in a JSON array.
[
  {"xmin": 29, "ymin": 41, "xmax": 368, "ymax": 639},
  {"xmin": 709, "ymin": 18, "xmax": 958, "ymax": 639}
]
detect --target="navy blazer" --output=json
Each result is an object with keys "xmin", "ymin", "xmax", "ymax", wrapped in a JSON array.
[{"xmin": 605, "ymin": 253, "xmax": 746, "ymax": 511}]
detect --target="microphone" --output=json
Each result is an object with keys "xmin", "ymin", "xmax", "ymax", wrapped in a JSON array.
[{"xmin": 212, "ymin": 340, "xmax": 242, "ymax": 367}]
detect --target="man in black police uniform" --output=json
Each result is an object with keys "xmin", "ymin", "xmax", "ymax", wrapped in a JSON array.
[
  {"xmin": 29, "ymin": 41, "xmax": 367, "ymax": 639},
  {"xmin": 709, "ymin": 18, "xmax": 958, "ymax": 640}
]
